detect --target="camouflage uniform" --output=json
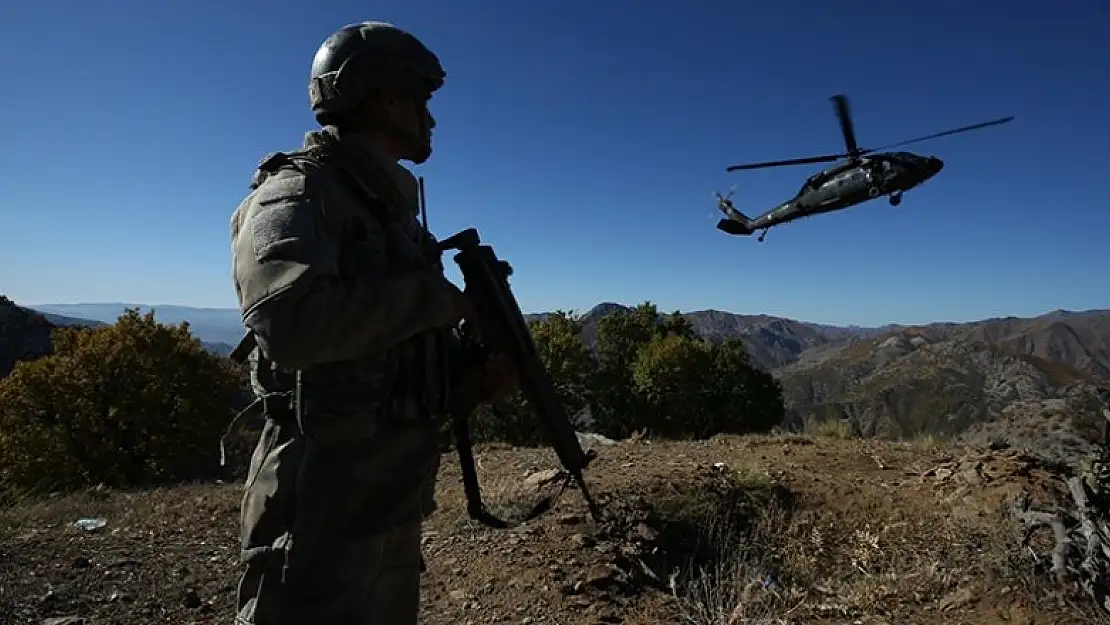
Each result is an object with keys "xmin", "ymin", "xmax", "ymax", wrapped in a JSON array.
[{"xmin": 228, "ymin": 22, "xmax": 459, "ymax": 625}]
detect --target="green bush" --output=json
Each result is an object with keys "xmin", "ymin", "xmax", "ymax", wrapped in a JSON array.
[
  {"xmin": 588, "ymin": 303, "xmax": 668, "ymax": 438},
  {"xmin": 632, "ymin": 333, "xmax": 716, "ymax": 437},
  {"xmin": 0, "ymin": 309, "xmax": 246, "ymax": 494},
  {"xmin": 476, "ymin": 301, "xmax": 785, "ymax": 445},
  {"xmin": 703, "ymin": 337, "xmax": 786, "ymax": 436}
]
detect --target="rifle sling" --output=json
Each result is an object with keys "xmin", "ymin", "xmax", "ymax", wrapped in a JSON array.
[{"xmin": 452, "ymin": 404, "xmax": 574, "ymax": 529}]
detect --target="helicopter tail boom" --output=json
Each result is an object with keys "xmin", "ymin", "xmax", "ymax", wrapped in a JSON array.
[
  {"xmin": 716, "ymin": 218, "xmax": 753, "ymax": 235},
  {"xmin": 715, "ymin": 194, "xmax": 754, "ymax": 235}
]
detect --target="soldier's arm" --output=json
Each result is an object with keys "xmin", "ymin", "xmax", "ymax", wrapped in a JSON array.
[{"xmin": 231, "ymin": 168, "xmax": 462, "ymax": 370}]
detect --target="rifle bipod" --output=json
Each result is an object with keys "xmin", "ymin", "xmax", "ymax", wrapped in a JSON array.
[{"xmin": 452, "ymin": 404, "xmax": 604, "ymax": 529}]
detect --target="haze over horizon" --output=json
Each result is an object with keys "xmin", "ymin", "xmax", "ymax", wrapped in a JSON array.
[
  {"xmin": 2, "ymin": 1, "xmax": 1108, "ymax": 327},
  {"xmin": 22, "ymin": 299, "xmax": 1110, "ymax": 331}
]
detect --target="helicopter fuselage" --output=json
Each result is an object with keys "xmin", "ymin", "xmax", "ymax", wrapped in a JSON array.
[
  {"xmin": 746, "ymin": 151, "xmax": 944, "ymax": 231},
  {"xmin": 715, "ymin": 94, "xmax": 1010, "ymax": 241}
]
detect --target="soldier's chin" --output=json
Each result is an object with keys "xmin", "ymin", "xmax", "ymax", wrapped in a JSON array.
[{"xmin": 407, "ymin": 143, "xmax": 432, "ymax": 165}]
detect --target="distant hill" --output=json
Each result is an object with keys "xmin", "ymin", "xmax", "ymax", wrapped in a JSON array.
[
  {"xmin": 31, "ymin": 303, "xmax": 246, "ymax": 346},
  {"xmin": 1, "ymin": 298, "xmax": 235, "ymax": 377},
  {"xmin": 37, "ymin": 311, "xmax": 108, "ymax": 329}
]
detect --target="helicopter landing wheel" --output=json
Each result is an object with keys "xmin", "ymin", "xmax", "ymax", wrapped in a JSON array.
[
  {"xmin": 868, "ymin": 186, "xmax": 881, "ymax": 198},
  {"xmin": 889, "ymin": 192, "xmax": 902, "ymax": 207}
]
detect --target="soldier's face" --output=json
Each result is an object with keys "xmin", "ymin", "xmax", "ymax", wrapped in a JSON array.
[{"xmin": 375, "ymin": 90, "xmax": 435, "ymax": 164}]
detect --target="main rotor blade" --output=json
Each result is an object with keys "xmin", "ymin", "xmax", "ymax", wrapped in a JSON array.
[
  {"xmin": 866, "ymin": 116, "xmax": 1015, "ymax": 152},
  {"xmin": 831, "ymin": 94, "xmax": 860, "ymax": 156},
  {"xmin": 726, "ymin": 153, "xmax": 844, "ymax": 171}
]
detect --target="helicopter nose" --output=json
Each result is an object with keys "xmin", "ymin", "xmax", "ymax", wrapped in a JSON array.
[{"xmin": 927, "ymin": 157, "xmax": 944, "ymax": 174}]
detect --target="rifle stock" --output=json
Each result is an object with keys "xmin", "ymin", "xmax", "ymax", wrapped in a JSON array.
[{"xmin": 439, "ymin": 228, "xmax": 602, "ymax": 528}]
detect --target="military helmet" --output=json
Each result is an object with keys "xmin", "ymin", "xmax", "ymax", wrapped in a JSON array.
[{"xmin": 308, "ymin": 21, "xmax": 445, "ymax": 125}]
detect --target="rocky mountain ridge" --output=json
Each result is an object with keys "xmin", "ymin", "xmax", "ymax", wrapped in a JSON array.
[{"xmin": 533, "ymin": 301, "xmax": 1110, "ymax": 378}]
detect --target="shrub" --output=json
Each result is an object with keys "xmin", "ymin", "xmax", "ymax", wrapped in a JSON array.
[
  {"xmin": 704, "ymin": 338, "xmax": 786, "ymax": 436},
  {"xmin": 591, "ymin": 303, "xmax": 785, "ymax": 440},
  {"xmin": 589, "ymin": 303, "xmax": 675, "ymax": 439},
  {"xmin": 632, "ymin": 333, "xmax": 716, "ymax": 438},
  {"xmin": 476, "ymin": 301, "xmax": 786, "ymax": 445},
  {"xmin": 0, "ymin": 309, "xmax": 246, "ymax": 494}
]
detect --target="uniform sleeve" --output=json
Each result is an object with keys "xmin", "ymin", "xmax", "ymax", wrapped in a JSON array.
[{"xmin": 231, "ymin": 168, "xmax": 463, "ymax": 370}]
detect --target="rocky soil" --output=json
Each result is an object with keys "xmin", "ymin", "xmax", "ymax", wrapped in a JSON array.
[{"xmin": 1, "ymin": 434, "xmax": 1102, "ymax": 624}]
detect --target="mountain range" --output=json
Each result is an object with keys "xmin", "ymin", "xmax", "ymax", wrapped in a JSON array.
[{"xmin": 10, "ymin": 299, "xmax": 1110, "ymax": 463}]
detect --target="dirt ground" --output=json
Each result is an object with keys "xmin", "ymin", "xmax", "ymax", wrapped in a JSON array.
[{"xmin": 0, "ymin": 433, "xmax": 1102, "ymax": 624}]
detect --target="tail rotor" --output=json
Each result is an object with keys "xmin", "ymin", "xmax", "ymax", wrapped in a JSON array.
[{"xmin": 714, "ymin": 185, "xmax": 742, "ymax": 220}]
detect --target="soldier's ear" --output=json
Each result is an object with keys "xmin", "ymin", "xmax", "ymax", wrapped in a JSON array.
[
  {"xmin": 373, "ymin": 89, "xmax": 406, "ymax": 116},
  {"xmin": 355, "ymin": 89, "xmax": 390, "ymax": 122}
]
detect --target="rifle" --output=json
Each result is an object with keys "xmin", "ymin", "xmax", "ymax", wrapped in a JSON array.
[{"xmin": 438, "ymin": 227, "xmax": 603, "ymax": 529}]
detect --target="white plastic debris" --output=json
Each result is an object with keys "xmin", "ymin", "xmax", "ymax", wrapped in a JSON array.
[{"xmin": 73, "ymin": 517, "xmax": 107, "ymax": 531}]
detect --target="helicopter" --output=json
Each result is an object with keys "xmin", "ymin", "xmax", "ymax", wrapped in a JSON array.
[{"xmin": 715, "ymin": 94, "xmax": 1013, "ymax": 242}]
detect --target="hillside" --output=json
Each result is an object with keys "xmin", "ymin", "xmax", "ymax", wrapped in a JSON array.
[
  {"xmin": 1, "ymin": 435, "xmax": 1099, "ymax": 624},
  {"xmin": 0, "ymin": 296, "xmax": 73, "ymax": 378},
  {"xmin": 543, "ymin": 303, "xmax": 1110, "ymax": 460},
  {"xmin": 0, "ymin": 298, "xmax": 234, "ymax": 375},
  {"xmin": 775, "ymin": 328, "xmax": 1108, "ymax": 463},
  {"xmin": 528, "ymin": 302, "xmax": 1110, "ymax": 379}
]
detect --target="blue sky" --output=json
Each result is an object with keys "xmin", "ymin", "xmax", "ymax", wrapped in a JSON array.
[{"xmin": 1, "ymin": 0, "xmax": 1107, "ymax": 326}]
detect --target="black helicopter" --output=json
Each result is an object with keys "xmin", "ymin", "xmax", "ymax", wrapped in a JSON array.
[{"xmin": 715, "ymin": 94, "xmax": 1013, "ymax": 242}]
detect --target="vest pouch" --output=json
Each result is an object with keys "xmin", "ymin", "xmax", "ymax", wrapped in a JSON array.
[
  {"xmin": 383, "ymin": 331, "xmax": 446, "ymax": 427},
  {"xmin": 294, "ymin": 349, "xmax": 398, "ymax": 446}
]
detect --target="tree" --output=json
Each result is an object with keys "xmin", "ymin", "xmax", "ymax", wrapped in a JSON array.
[
  {"xmin": 530, "ymin": 310, "xmax": 596, "ymax": 415},
  {"xmin": 471, "ymin": 311, "xmax": 596, "ymax": 446},
  {"xmin": 702, "ymin": 338, "xmax": 785, "ymax": 437},
  {"xmin": 590, "ymin": 306, "xmax": 785, "ymax": 439},
  {"xmin": 589, "ymin": 303, "xmax": 664, "ymax": 439},
  {"xmin": 631, "ymin": 334, "xmax": 715, "ymax": 437},
  {"xmin": 662, "ymin": 310, "xmax": 698, "ymax": 341},
  {"xmin": 0, "ymin": 309, "xmax": 246, "ymax": 493}
]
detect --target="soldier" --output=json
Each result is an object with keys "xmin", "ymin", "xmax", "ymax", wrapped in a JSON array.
[{"xmin": 227, "ymin": 21, "xmax": 516, "ymax": 624}]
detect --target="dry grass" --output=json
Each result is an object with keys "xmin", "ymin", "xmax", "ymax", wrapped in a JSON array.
[
  {"xmin": 669, "ymin": 494, "xmax": 798, "ymax": 625},
  {"xmin": 1, "ymin": 434, "xmax": 1101, "ymax": 624},
  {"xmin": 806, "ymin": 419, "xmax": 856, "ymax": 439}
]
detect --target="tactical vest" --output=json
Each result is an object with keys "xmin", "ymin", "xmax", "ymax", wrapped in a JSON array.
[{"xmin": 231, "ymin": 137, "xmax": 451, "ymax": 432}]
